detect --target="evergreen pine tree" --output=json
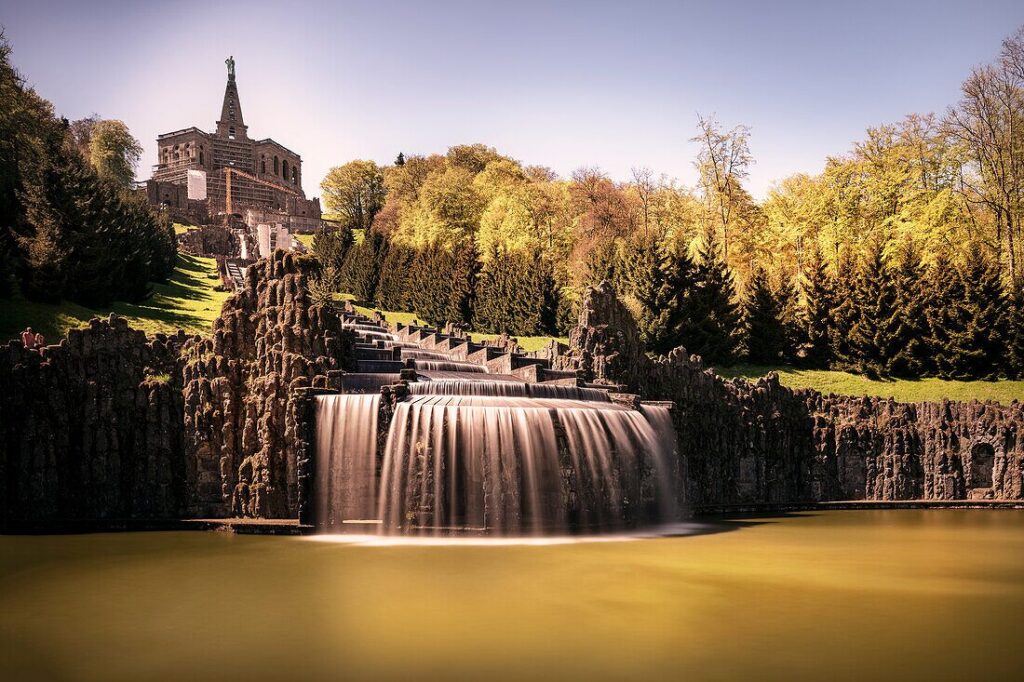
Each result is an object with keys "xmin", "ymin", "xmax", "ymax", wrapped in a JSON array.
[
  {"xmin": 948, "ymin": 244, "xmax": 1006, "ymax": 379},
  {"xmin": 339, "ymin": 230, "xmax": 383, "ymax": 302},
  {"xmin": 830, "ymin": 251, "xmax": 860, "ymax": 369},
  {"xmin": 681, "ymin": 233, "xmax": 741, "ymax": 364},
  {"xmin": 620, "ymin": 238, "xmax": 697, "ymax": 354},
  {"xmin": 1006, "ymin": 284, "xmax": 1024, "ymax": 379},
  {"xmin": 887, "ymin": 242, "xmax": 932, "ymax": 377},
  {"xmin": 924, "ymin": 252, "xmax": 966, "ymax": 378},
  {"xmin": 743, "ymin": 267, "xmax": 787, "ymax": 365},
  {"xmin": 846, "ymin": 241, "xmax": 900, "ymax": 376},
  {"xmin": 797, "ymin": 249, "xmax": 835, "ymax": 368}
]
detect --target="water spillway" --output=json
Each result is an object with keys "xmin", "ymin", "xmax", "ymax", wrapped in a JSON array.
[
  {"xmin": 411, "ymin": 359, "xmax": 487, "ymax": 373},
  {"xmin": 315, "ymin": 394, "xmax": 381, "ymax": 531},
  {"xmin": 407, "ymin": 379, "xmax": 611, "ymax": 402},
  {"xmin": 314, "ymin": 318, "xmax": 681, "ymax": 536}
]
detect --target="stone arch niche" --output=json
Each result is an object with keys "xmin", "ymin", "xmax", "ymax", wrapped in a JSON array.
[{"xmin": 969, "ymin": 441, "xmax": 996, "ymax": 498}]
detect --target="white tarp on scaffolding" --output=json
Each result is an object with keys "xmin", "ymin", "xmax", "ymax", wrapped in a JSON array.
[
  {"xmin": 257, "ymin": 224, "xmax": 272, "ymax": 258},
  {"xmin": 186, "ymin": 170, "xmax": 207, "ymax": 200}
]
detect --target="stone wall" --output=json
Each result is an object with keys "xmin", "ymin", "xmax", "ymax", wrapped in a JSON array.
[
  {"xmin": 561, "ymin": 282, "xmax": 1024, "ymax": 506},
  {"xmin": 177, "ymin": 225, "xmax": 238, "ymax": 257},
  {"xmin": 0, "ymin": 317, "xmax": 193, "ymax": 529},
  {"xmin": 181, "ymin": 250, "xmax": 355, "ymax": 519}
]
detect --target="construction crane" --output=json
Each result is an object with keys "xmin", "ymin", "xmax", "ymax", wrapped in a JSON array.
[{"xmin": 224, "ymin": 167, "xmax": 302, "ymax": 215}]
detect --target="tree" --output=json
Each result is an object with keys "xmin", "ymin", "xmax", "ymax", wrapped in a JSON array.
[
  {"xmin": 68, "ymin": 114, "xmax": 100, "ymax": 158},
  {"xmin": 310, "ymin": 224, "xmax": 354, "ymax": 294},
  {"xmin": 620, "ymin": 237, "xmax": 696, "ymax": 354},
  {"xmin": 924, "ymin": 253, "xmax": 967, "ymax": 378},
  {"xmin": 320, "ymin": 160, "xmax": 387, "ymax": 232},
  {"xmin": 887, "ymin": 243, "xmax": 933, "ymax": 376},
  {"xmin": 945, "ymin": 29, "xmax": 1024, "ymax": 282},
  {"xmin": 88, "ymin": 119, "xmax": 142, "ymax": 189},
  {"xmin": 949, "ymin": 244, "xmax": 1007, "ymax": 378},
  {"xmin": 692, "ymin": 114, "xmax": 753, "ymax": 262},
  {"xmin": 681, "ymin": 233, "xmax": 741, "ymax": 364},
  {"xmin": 339, "ymin": 230, "xmax": 385, "ymax": 301},
  {"xmin": 395, "ymin": 152, "xmax": 405, "ymax": 166},
  {"xmin": 845, "ymin": 241, "xmax": 900, "ymax": 376},
  {"xmin": 743, "ymin": 268, "xmax": 788, "ymax": 365},
  {"xmin": 797, "ymin": 249, "xmax": 835, "ymax": 368}
]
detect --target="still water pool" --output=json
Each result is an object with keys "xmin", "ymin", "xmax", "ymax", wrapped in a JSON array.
[{"xmin": 1, "ymin": 510, "xmax": 1022, "ymax": 681}]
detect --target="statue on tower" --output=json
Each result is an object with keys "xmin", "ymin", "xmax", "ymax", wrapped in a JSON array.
[{"xmin": 225, "ymin": 55, "xmax": 236, "ymax": 81}]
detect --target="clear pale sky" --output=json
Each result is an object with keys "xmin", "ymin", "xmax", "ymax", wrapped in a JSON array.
[{"xmin": 2, "ymin": 0, "xmax": 1022, "ymax": 198}]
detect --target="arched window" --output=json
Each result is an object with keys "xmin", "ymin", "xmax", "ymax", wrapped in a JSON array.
[
  {"xmin": 261, "ymin": 157, "xmax": 266, "ymax": 174},
  {"xmin": 274, "ymin": 156, "xmax": 279, "ymax": 175},
  {"xmin": 282, "ymin": 160, "xmax": 289, "ymax": 182},
  {"xmin": 229, "ymin": 127, "xmax": 236, "ymax": 140},
  {"xmin": 971, "ymin": 443, "xmax": 995, "ymax": 488},
  {"xmin": 291, "ymin": 167, "xmax": 297, "ymax": 184},
  {"xmin": 199, "ymin": 151, "xmax": 204, "ymax": 165}
]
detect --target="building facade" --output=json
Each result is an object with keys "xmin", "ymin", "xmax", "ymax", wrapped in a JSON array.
[{"xmin": 143, "ymin": 58, "xmax": 322, "ymax": 232}]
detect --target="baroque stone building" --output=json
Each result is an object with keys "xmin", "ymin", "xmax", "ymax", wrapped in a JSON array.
[{"xmin": 142, "ymin": 57, "xmax": 321, "ymax": 232}]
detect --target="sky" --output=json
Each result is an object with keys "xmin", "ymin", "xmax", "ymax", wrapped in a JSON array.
[{"xmin": 2, "ymin": 0, "xmax": 1023, "ymax": 199}]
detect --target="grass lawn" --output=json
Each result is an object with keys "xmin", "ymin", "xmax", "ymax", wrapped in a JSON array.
[
  {"xmin": 718, "ymin": 363, "xmax": 1024, "ymax": 404},
  {"xmin": 0, "ymin": 254, "xmax": 230, "ymax": 341},
  {"xmin": 339, "ymin": 295, "xmax": 563, "ymax": 352},
  {"xmin": 469, "ymin": 332, "xmax": 565, "ymax": 353}
]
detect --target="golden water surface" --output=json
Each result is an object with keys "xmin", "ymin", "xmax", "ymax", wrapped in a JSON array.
[{"xmin": 1, "ymin": 510, "xmax": 1022, "ymax": 681}]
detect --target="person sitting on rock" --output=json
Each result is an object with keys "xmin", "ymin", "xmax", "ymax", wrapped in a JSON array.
[
  {"xmin": 20, "ymin": 327, "xmax": 35, "ymax": 349},
  {"xmin": 33, "ymin": 332, "xmax": 45, "ymax": 349}
]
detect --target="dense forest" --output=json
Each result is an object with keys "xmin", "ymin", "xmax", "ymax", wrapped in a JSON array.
[
  {"xmin": 315, "ymin": 26, "xmax": 1024, "ymax": 380},
  {"xmin": 0, "ymin": 34, "xmax": 176, "ymax": 307}
]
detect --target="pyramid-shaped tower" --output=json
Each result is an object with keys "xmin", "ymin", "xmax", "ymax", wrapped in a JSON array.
[{"xmin": 216, "ymin": 56, "xmax": 247, "ymax": 140}]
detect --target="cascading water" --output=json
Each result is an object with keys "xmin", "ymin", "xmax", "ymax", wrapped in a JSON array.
[
  {"xmin": 408, "ymin": 379, "xmax": 611, "ymax": 402},
  {"xmin": 412, "ymin": 359, "xmax": 487, "ymax": 373},
  {"xmin": 315, "ymin": 394, "xmax": 381, "ymax": 530},
  {"xmin": 314, "ymin": 319, "xmax": 682, "ymax": 536},
  {"xmin": 376, "ymin": 396, "xmax": 677, "ymax": 535}
]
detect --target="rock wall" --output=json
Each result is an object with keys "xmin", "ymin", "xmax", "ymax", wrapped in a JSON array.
[
  {"xmin": 0, "ymin": 316, "xmax": 193, "ymax": 529},
  {"xmin": 181, "ymin": 250, "xmax": 355, "ymax": 519},
  {"xmin": 560, "ymin": 282, "xmax": 1024, "ymax": 506},
  {"xmin": 177, "ymin": 225, "xmax": 239, "ymax": 257}
]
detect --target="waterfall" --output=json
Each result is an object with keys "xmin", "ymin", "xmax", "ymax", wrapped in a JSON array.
[
  {"xmin": 408, "ymin": 380, "xmax": 611, "ymax": 402},
  {"xmin": 314, "ymin": 394, "xmax": 381, "ymax": 531},
  {"xmin": 640, "ymin": 404, "xmax": 682, "ymax": 522},
  {"xmin": 375, "ymin": 396, "xmax": 678, "ymax": 535},
  {"xmin": 339, "ymin": 373, "xmax": 401, "ymax": 394},
  {"xmin": 314, "ymin": 315, "xmax": 682, "ymax": 536},
  {"xmin": 413, "ymin": 360, "xmax": 487, "ymax": 373},
  {"xmin": 401, "ymin": 349, "xmax": 453, "ymax": 360}
]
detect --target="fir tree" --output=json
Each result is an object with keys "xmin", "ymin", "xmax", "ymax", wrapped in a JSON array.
[
  {"xmin": 1007, "ymin": 284, "xmax": 1024, "ymax": 379},
  {"xmin": 743, "ymin": 267, "xmax": 787, "ymax": 365},
  {"xmin": 339, "ymin": 230, "xmax": 384, "ymax": 302},
  {"xmin": 924, "ymin": 252, "xmax": 966, "ymax": 378},
  {"xmin": 846, "ymin": 241, "xmax": 900, "ymax": 376},
  {"xmin": 681, "ymin": 233, "xmax": 741, "ymax": 364},
  {"xmin": 620, "ymin": 238, "xmax": 697, "ymax": 354},
  {"xmin": 887, "ymin": 242, "xmax": 932, "ymax": 377},
  {"xmin": 947, "ymin": 244, "xmax": 1006, "ymax": 379},
  {"xmin": 797, "ymin": 249, "xmax": 835, "ymax": 369},
  {"xmin": 830, "ymin": 251, "xmax": 859, "ymax": 369}
]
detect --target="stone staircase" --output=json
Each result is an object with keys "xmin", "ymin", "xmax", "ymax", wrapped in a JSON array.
[{"xmin": 334, "ymin": 311, "xmax": 599, "ymax": 391}]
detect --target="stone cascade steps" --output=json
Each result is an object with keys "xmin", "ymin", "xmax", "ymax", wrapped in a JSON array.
[{"xmin": 331, "ymin": 317, "xmax": 601, "ymax": 393}]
